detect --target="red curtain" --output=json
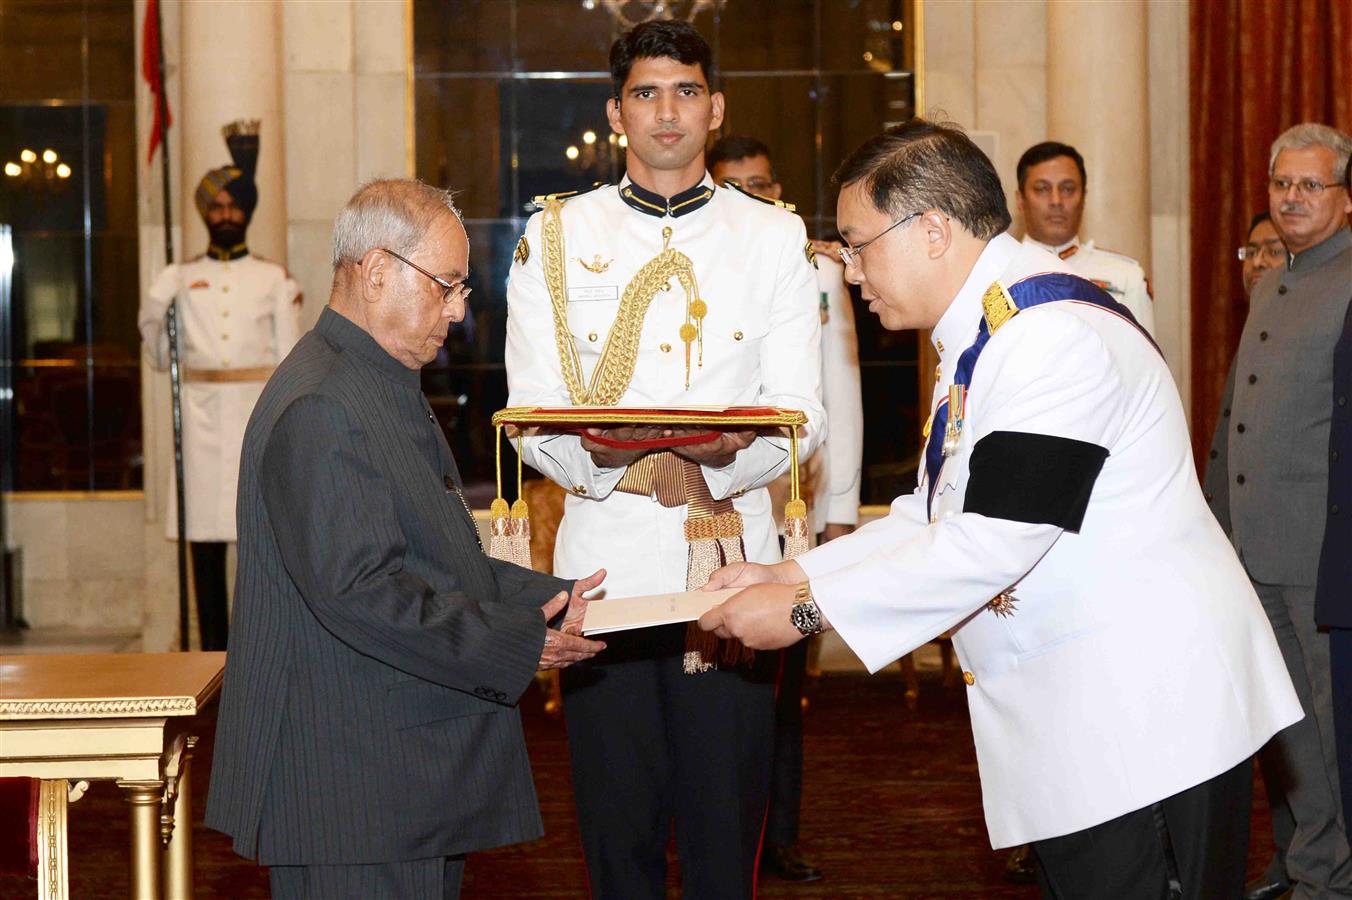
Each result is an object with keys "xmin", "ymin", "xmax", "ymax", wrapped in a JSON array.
[{"xmin": 1189, "ymin": 0, "xmax": 1352, "ymax": 462}]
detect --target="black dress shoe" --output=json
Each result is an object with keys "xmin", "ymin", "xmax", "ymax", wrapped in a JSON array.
[
  {"xmin": 1243, "ymin": 877, "xmax": 1292, "ymax": 900},
  {"xmin": 761, "ymin": 844, "xmax": 824, "ymax": 882},
  {"xmin": 1004, "ymin": 844, "xmax": 1036, "ymax": 884}
]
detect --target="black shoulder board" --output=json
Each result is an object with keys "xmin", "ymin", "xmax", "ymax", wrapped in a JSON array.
[
  {"xmin": 722, "ymin": 179, "xmax": 797, "ymax": 213},
  {"xmin": 531, "ymin": 182, "xmax": 608, "ymax": 210}
]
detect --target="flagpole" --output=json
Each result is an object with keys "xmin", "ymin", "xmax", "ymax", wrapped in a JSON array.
[{"xmin": 150, "ymin": 0, "xmax": 191, "ymax": 652}]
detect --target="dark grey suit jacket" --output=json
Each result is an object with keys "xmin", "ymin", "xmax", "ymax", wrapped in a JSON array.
[{"xmin": 205, "ymin": 308, "xmax": 567, "ymax": 865}]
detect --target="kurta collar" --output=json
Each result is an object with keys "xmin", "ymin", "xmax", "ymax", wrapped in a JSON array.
[
  {"xmin": 316, "ymin": 307, "xmax": 422, "ymax": 389},
  {"xmin": 1286, "ymin": 226, "xmax": 1351, "ymax": 272},
  {"xmin": 1024, "ymin": 234, "xmax": 1080, "ymax": 260},
  {"xmin": 619, "ymin": 174, "xmax": 716, "ymax": 219},
  {"xmin": 932, "ymin": 233, "xmax": 1022, "ymax": 361},
  {"xmin": 206, "ymin": 241, "xmax": 249, "ymax": 261}
]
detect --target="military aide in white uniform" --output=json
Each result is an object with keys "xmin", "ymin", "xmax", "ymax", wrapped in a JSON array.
[
  {"xmin": 1015, "ymin": 140, "xmax": 1156, "ymax": 336},
  {"xmin": 702, "ymin": 121, "xmax": 1301, "ymax": 898},
  {"xmin": 139, "ymin": 129, "xmax": 301, "ymax": 650},
  {"xmin": 504, "ymin": 22, "xmax": 822, "ymax": 900}
]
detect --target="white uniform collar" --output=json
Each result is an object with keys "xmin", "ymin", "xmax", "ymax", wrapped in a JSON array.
[
  {"xmin": 1024, "ymin": 234, "xmax": 1082, "ymax": 258},
  {"xmin": 932, "ymin": 232, "xmax": 1021, "ymax": 361},
  {"xmin": 618, "ymin": 173, "xmax": 717, "ymax": 219}
]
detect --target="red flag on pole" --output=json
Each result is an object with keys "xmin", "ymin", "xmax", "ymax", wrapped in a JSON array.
[{"xmin": 142, "ymin": 0, "xmax": 172, "ymax": 164}]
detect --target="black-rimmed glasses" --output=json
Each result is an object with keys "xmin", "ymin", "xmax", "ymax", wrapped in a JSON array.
[
  {"xmin": 839, "ymin": 211, "xmax": 923, "ymax": 268},
  {"xmin": 382, "ymin": 248, "xmax": 470, "ymax": 305}
]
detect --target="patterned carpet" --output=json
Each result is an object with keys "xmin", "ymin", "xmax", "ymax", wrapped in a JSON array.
[{"xmin": 0, "ymin": 670, "xmax": 1275, "ymax": 899}]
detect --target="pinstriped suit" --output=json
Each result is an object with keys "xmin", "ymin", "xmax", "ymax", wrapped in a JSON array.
[{"xmin": 206, "ymin": 308, "xmax": 567, "ymax": 881}]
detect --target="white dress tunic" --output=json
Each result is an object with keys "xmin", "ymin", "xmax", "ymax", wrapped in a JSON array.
[
  {"xmin": 505, "ymin": 176, "xmax": 824, "ymax": 597},
  {"xmin": 798, "ymin": 233, "xmax": 1300, "ymax": 849},
  {"xmin": 1024, "ymin": 234, "xmax": 1156, "ymax": 336},
  {"xmin": 140, "ymin": 253, "xmax": 301, "ymax": 541}
]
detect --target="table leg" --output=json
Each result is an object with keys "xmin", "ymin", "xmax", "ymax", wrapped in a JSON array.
[
  {"xmin": 119, "ymin": 780, "xmax": 164, "ymax": 899},
  {"xmin": 36, "ymin": 780, "xmax": 69, "ymax": 900},
  {"xmin": 162, "ymin": 737, "xmax": 197, "ymax": 899}
]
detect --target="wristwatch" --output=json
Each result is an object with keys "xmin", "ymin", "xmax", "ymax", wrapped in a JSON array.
[{"xmin": 790, "ymin": 582, "xmax": 823, "ymax": 636}]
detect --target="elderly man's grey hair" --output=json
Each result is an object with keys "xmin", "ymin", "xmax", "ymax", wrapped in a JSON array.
[
  {"xmin": 1269, "ymin": 123, "xmax": 1352, "ymax": 181},
  {"xmin": 331, "ymin": 179, "xmax": 462, "ymax": 270}
]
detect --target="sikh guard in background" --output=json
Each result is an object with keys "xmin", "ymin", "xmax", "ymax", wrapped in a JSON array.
[
  {"xmin": 504, "ymin": 21, "xmax": 822, "ymax": 900},
  {"xmin": 138, "ymin": 121, "xmax": 301, "ymax": 650}
]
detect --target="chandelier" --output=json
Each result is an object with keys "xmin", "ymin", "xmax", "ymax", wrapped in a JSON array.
[
  {"xmin": 583, "ymin": 0, "xmax": 721, "ymax": 27},
  {"xmin": 3, "ymin": 148, "xmax": 73, "ymax": 196}
]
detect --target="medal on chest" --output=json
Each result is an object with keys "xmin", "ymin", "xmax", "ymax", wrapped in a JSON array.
[{"xmin": 941, "ymin": 384, "xmax": 965, "ymax": 457}]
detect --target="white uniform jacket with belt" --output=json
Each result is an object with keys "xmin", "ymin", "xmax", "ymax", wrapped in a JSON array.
[
  {"xmin": 139, "ymin": 253, "xmax": 302, "ymax": 541},
  {"xmin": 505, "ymin": 176, "xmax": 824, "ymax": 596},
  {"xmin": 797, "ymin": 233, "xmax": 1300, "ymax": 848},
  {"xmin": 1025, "ymin": 235, "xmax": 1155, "ymax": 336}
]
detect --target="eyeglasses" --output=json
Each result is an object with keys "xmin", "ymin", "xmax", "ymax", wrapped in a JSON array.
[
  {"xmin": 839, "ymin": 211, "xmax": 923, "ymax": 268},
  {"xmin": 1236, "ymin": 240, "xmax": 1286, "ymax": 263},
  {"xmin": 1268, "ymin": 177, "xmax": 1347, "ymax": 197},
  {"xmin": 381, "ymin": 248, "xmax": 470, "ymax": 305}
]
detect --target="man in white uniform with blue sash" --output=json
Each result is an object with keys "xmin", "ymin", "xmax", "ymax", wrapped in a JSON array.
[{"xmin": 700, "ymin": 119, "xmax": 1302, "ymax": 897}]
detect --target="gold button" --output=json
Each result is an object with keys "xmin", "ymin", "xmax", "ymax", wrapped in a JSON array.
[
  {"xmin": 660, "ymin": 342, "xmax": 671, "ymax": 353},
  {"xmin": 730, "ymin": 488, "xmax": 745, "ymax": 498},
  {"xmin": 733, "ymin": 330, "xmax": 744, "ymax": 341},
  {"xmin": 936, "ymin": 339, "xmax": 945, "ymax": 352},
  {"xmin": 222, "ymin": 309, "xmax": 230, "ymax": 317},
  {"xmin": 930, "ymin": 514, "xmax": 938, "ymax": 524},
  {"xmin": 221, "ymin": 333, "xmax": 229, "ymax": 341},
  {"xmin": 587, "ymin": 332, "xmax": 598, "ymax": 342},
  {"xmin": 221, "ymin": 359, "xmax": 230, "ymax": 366},
  {"xmin": 222, "ymin": 285, "xmax": 230, "ymax": 294},
  {"xmin": 574, "ymin": 485, "xmax": 587, "ymax": 495},
  {"xmin": 962, "ymin": 671, "xmax": 975, "ymax": 686}
]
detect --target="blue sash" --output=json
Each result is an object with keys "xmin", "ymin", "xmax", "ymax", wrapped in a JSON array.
[{"xmin": 922, "ymin": 273, "xmax": 1157, "ymax": 517}]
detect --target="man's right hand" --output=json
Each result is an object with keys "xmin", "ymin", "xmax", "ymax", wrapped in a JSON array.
[
  {"xmin": 702, "ymin": 559, "xmax": 806, "ymax": 591},
  {"xmin": 579, "ymin": 425, "xmax": 668, "ymax": 469},
  {"xmin": 538, "ymin": 592, "xmax": 606, "ymax": 670}
]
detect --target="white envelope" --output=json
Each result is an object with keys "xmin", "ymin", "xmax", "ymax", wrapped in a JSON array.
[{"xmin": 580, "ymin": 588, "xmax": 740, "ymax": 636}]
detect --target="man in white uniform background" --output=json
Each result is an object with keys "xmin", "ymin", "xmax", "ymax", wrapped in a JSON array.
[
  {"xmin": 1016, "ymin": 141, "xmax": 1156, "ymax": 336},
  {"xmin": 139, "ymin": 123, "xmax": 301, "ymax": 650},
  {"xmin": 505, "ymin": 22, "xmax": 822, "ymax": 900},
  {"xmin": 708, "ymin": 133, "xmax": 863, "ymax": 884},
  {"xmin": 700, "ymin": 119, "xmax": 1301, "ymax": 897}
]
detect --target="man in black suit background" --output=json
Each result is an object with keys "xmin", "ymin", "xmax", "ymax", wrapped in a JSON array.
[{"xmin": 206, "ymin": 178, "xmax": 605, "ymax": 899}]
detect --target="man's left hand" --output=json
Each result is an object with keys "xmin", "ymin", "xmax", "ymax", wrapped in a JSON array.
[
  {"xmin": 698, "ymin": 582, "xmax": 805, "ymax": 650},
  {"xmin": 561, "ymin": 568, "xmax": 605, "ymax": 635},
  {"xmin": 670, "ymin": 428, "xmax": 756, "ymax": 468}
]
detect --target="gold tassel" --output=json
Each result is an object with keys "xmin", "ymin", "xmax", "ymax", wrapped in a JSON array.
[
  {"xmin": 488, "ymin": 426, "xmax": 532, "ymax": 567},
  {"xmin": 783, "ymin": 429, "xmax": 810, "ymax": 560},
  {"xmin": 682, "ymin": 512, "xmax": 752, "ymax": 673}
]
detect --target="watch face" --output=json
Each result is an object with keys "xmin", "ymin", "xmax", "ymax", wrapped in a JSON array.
[{"xmin": 791, "ymin": 602, "xmax": 820, "ymax": 635}]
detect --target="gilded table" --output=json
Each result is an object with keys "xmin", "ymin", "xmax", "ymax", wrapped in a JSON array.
[{"xmin": 0, "ymin": 652, "xmax": 225, "ymax": 899}]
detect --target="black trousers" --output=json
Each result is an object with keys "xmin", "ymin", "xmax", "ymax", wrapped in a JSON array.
[
  {"xmin": 1333, "ymin": 627, "xmax": 1352, "ymax": 849},
  {"xmin": 562, "ymin": 624, "xmax": 779, "ymax": 900},
  {"xmin": 269, "ymin": 856, "xmax": 464, "ymax": 899},
  {"xmin": 765, "ymin": 637, "xmax": 808, "ymax": 847},
  {"xmin": 1032, "ymin": 755, "xmax": 1253, "ymax": 899},
  {"xmin": 189, "ymin": 541, "xmax": 229, "ymax": 651}
]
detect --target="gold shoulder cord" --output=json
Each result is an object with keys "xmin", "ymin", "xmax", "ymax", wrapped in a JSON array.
[{"xmin": 541, "ymin": 198, "xmax": 703, "ymax": 404}]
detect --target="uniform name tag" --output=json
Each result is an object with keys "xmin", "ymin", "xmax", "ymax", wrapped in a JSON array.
[{"xmin": 568, "ymin": 285, "xmax": 619, "ymax": 303}]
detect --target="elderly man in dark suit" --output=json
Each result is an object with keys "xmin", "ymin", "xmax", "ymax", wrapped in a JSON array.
[
  {"xmin": 1206, "ymin": 123, "xmax": 1352, "ymax": 900},
  {"xmin": 206, "ymin": 178, "xmax": 605, "ymax": 899}
]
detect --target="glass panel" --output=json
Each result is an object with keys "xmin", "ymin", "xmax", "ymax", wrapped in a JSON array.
[
  {"xmin": 819, "ymin": 0, "xmax": 911, "ymax": 72},
  {"xmin": 0, "ymin": 3, "xmax": 85, "ymax": 103},
  {"xmin": 718, "ymin": 75, "xmax": 819, "ymax": 218},
  {"xmin": 516, "ymin": 79, "xmax": 619, "ymax": 206},
  {"xmin": 515, "ymin": 0, "xmax": 618, "ymax": 73},
  {"xmin": 717, "ymin": 0, "xmax": 815, "ymax": 72},
  {"xmin": 415, "ymin": 77, "xmax": 514, "ymax": 218},
  {"xmin": 414, "ymin": 0, "xmax": 513, "ymax": 74}
]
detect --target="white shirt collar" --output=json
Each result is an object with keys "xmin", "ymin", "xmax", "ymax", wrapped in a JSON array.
[{"xmin": 931, "ymin": 232, "xmax": 1021, "ymax": 361}]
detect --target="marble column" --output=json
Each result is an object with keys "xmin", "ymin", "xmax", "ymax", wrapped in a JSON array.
[
  {"xmin": 179, "ymin": 0, "xmax": 287, "ymax": 263},
  {"xmin": 1046, "ymin": 0, "xmax": 1151, "ymax": 269}
]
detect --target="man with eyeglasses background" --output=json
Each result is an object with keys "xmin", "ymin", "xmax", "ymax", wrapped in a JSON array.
[
  {"xmin": 1206, "ymin": 121, "xmax": 1352, "ymax": 900},
  {"xmin": 698, "ymin": 117, "xmax": 1301, "ymax": 896},
  {"xmin": 207, "ymin": 178, "xmax": 606, "ymax": 899},
  {"xmin": 138, "ymin": 122, "xmax": 301, "ymax": 652},
  {"xmin": 708, "ymin": 134, "xmax": 865, "ymax": 885},
  {"xmin": 1240, "ymin": 212, "xmax": 1287, "ymax": 299}
]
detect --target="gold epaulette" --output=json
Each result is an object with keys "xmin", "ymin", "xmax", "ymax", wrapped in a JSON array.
[
  {"xmin": 981, "ymin": 281, "xmax": 1019, "ymax": 334},
  {"xmin": 531, "ymin": 182, "xmax": 606, "ymax": 210},
  {"xmin": 721, "ymin": 179, "xmax": 796, "ymax": 212}
]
